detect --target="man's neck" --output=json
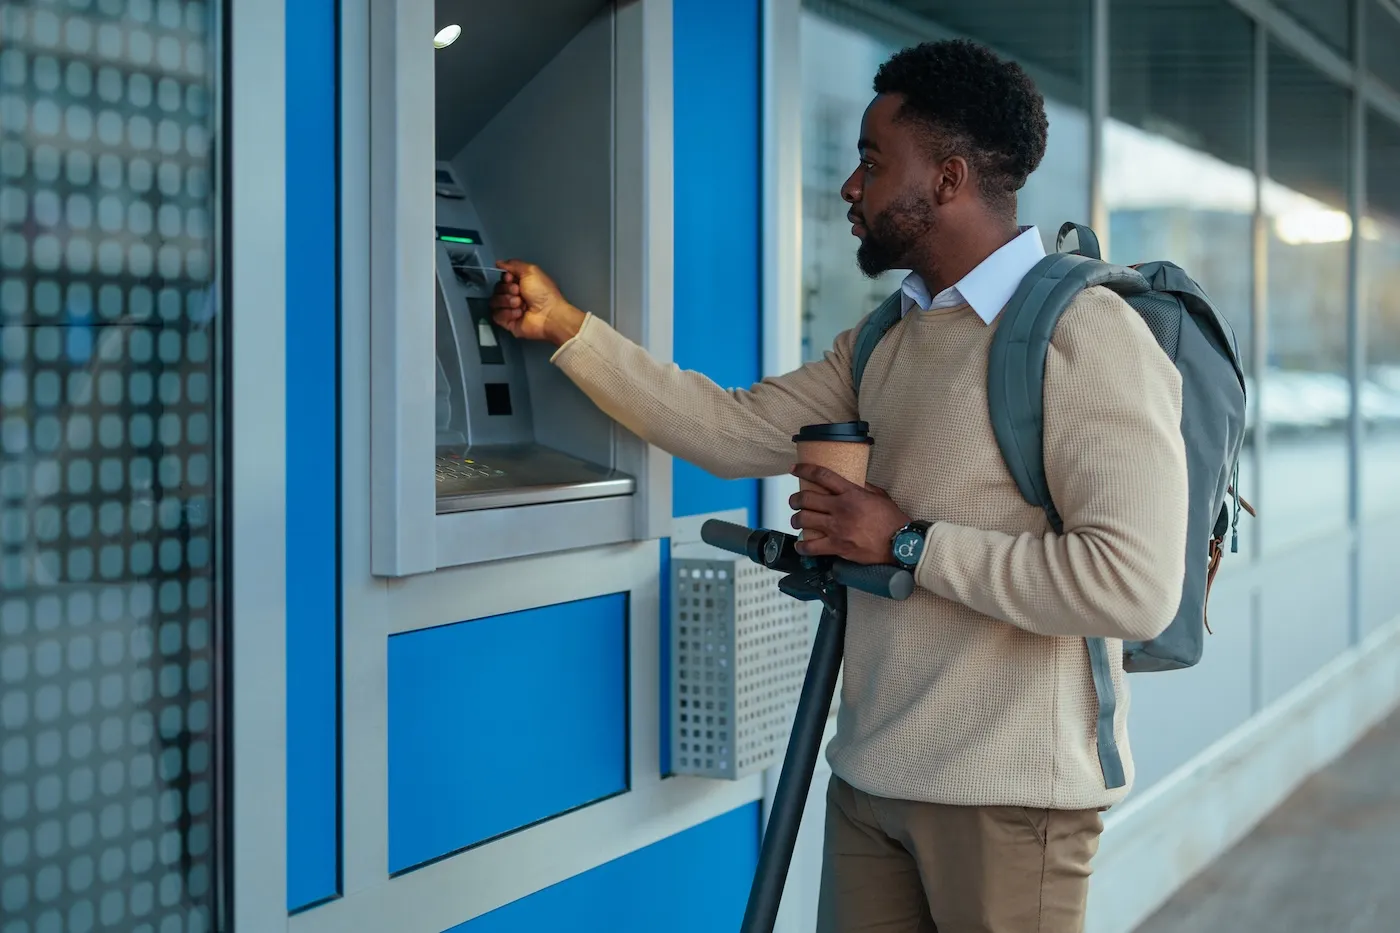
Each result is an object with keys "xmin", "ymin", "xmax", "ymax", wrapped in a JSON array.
[{"xmin": 909, "ymin": 220, "xmax": 1022, "ymax": 296}]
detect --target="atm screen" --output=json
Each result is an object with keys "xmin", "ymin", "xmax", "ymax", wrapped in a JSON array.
[{"xmin": 436, "ymin": 225, "xmax": 482, "ymax": 246}]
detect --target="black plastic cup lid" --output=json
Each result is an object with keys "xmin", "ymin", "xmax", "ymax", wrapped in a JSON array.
[{"xmin": 792, "ymin": 421, "xmax": 873, "ymax": 444}]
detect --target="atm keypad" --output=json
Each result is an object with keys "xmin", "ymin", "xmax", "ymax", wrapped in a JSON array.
[{"xmin": 435, "ymin": 455, "xmax": 507, "ymax": 482}]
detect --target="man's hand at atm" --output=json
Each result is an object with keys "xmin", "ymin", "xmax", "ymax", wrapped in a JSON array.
[{"xmin": 489, "ymin": 260, "xmax": 587, "ymax": 348}]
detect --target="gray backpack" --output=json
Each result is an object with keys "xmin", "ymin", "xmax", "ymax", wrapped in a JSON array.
[{"xmin": 850, "ymin": 222, "xmax": 1251, "ymax": 789}]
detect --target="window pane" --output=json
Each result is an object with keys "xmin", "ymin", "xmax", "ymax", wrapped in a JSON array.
[
  {"xmin": 1364, "ymin": 111, "xmax": 1400, "ymax": 517},
  {"xmin": 800, "ymin": 11, "xmax": 903, "ymax": 362},
  {"xmin": 1263, "ymin": 43, "xmax": 1351, "ymax": 553},
  {"xmin": 1105, "ymin": 0, "xmax": 1256, "ymax": 557},
  {"xmin": 1361, "ymin": 109, "xmax": 1400, "ymax": 631},
  {"xmin": 1275, "ymin": 0, "xmax": 1351, "ymax": 54},
  {"xmin": 1367, "ymin": 1, "xmax": 1400, "ymax": 96},
  {"xmin": 0, "ymin": 0, "xmax": 227, "ymax": 929},
  {"xmin": 799, "ymin": 1, "xmax": 1091, "ymax": 362}
]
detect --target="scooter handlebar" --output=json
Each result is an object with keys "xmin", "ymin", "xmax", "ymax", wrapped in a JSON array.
[
  {"xmin": 700, "ymin": 519, "xmax": 914, "ymax": 601},
  {"xmin": 697, "ymin": 519, "xmax": 760, "ymax": 561},
  {"xmin": 830, "ymin": 561, "xmax": 914, "ymax": 601}
]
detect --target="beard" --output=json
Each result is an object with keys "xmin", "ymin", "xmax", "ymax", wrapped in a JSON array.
[{"xmin": 855, "ymin": 193, "xmax": 935, "ymax": 278}]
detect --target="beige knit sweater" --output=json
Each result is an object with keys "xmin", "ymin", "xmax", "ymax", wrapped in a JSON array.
[{"xmin": 552, "ymin": 287, "xmax": 1189, "ymax": 810}]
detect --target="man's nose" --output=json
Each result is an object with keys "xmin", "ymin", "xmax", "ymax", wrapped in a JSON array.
[{"xmin": 840, "ymin": 172, "xmax": 861, "ymax": 203}]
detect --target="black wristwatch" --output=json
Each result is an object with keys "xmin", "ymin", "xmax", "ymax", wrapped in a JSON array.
[{"xmin": 891, "ymin": 520, "xmax": 933, "ymax": 571}]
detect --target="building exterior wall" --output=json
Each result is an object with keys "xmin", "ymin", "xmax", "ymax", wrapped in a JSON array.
[{"xmin": 1, "ymin": 2, "xmax": 1399, "ymax": 933}]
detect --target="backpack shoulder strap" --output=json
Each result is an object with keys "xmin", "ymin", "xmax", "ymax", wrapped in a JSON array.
[
  {"xmin": 986, "ymin": 252, "xmax": 1149, "ymax": 531},
  {"xmin": 850, "ymin": 290, "xmax": 904, "ymax": 394},
  {"xmin": 987, "ymin": 250, "xmax": 1149, "ymax": 794}
]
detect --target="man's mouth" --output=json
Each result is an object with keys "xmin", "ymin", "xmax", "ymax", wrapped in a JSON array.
[{"xmin": 848, "ymin": 213, "xmax": 866, "ymax": 237}]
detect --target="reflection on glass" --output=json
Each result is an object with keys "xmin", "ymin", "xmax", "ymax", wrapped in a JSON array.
[
  {"xmin": 1105, "ymin": 0, "xmax": 1256, "ymax": 556},
  {"xmin": 1104, "ymin": 121, "xmax": 1257, "ymax": 555},
  {"xmin": 797, "ymin": 7, "xmax": 1090, "ymax": 363},
  {"xmin": 1262, "ymin": 45, "xmax": 1351, "ymax": 554},
  {"xmin": 1368, "ymin": 0, "xmax": 1400, "ymax": 96},
  {"xmin": 800, "ymin": 11, "xmax": 902, "ymax": 363},
  {"xmin": 1274, "ymin": 0, "xmax": 1351, "ymax": 54},
  {"xmin": 1362, "ymin": 107, "xmax": 1400, "ymax": 521},
  {"xmin": 1104, "ymin": 122, "xmax": 1255, "ymax": 368},
  {"xmin": 1360, "ymin": 217, "xmax": 1400, "ymax": 519}
]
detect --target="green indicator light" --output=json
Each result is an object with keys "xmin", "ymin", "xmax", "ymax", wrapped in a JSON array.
[{"xmin": 440, "ymin": 235, "xmax": 476, "ymax": 244}]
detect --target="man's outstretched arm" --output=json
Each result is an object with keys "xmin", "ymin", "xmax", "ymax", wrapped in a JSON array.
[{"xmin": 492, "ymin": 259, "xmax": 862, "ymax": 480}]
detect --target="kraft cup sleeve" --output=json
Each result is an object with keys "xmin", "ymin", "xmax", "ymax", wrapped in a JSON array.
[{"xmin": 795, "ymin": 441, "xmax": 870, "ymax": 488}]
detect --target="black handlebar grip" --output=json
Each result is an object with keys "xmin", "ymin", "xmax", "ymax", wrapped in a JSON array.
[
  {"xmin": 830, "ymin": 561, "xmax": 915, "ymax": 601},
  {"xmin": 700, "ymin": 519, "xmax": 758, "ymax": 558}
]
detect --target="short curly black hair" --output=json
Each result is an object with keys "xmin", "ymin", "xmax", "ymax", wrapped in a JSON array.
[{"xmin": 873, "ymin": 39, "xmax": 1048, "ymax": 215}]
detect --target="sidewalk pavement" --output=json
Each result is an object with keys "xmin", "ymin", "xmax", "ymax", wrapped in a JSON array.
[{"xmin": 1134, "ymin": 705, "xmax": 1400, "ymax": 933}]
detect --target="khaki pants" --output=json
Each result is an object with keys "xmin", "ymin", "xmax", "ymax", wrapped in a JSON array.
[{"xmin": 817, "ymin": 776, "xmax": 1103, "ymax": 933}]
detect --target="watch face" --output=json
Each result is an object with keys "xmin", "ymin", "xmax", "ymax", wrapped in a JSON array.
[{"xmin": 893, "ymin": 529, "xmax": 924, "ymax": 566}]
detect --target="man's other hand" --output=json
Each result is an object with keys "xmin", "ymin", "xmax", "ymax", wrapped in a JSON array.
[{"xmin": 789, "ymin": 464, "xmax": 911, "ymax": 565}]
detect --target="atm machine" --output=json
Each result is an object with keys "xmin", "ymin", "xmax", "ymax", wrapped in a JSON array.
[
  {"xmin": 430, "ymin": 163, "xmax": 634, "ymax": 514},
  {"xmin": 367, "ymin": 0, "xmax": 669, "ymax": 576}
]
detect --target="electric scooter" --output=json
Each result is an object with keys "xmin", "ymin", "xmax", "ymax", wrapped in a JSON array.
[{"xmin": 699, "ymin": 520, "xmax": 916, "ymax": 933}]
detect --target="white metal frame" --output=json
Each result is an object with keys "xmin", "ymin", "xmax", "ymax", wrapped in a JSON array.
[
  {"xmin": 365, "ymin": 0, "xmax": 672, "ymax": 577},
  {"xmin": 310, "ymin": 2, "xmax": 762, "ymax": 931},
  {"xmin": 367, "ymin": 0, "xmax": 438, "ymax": 577},
  {"xmin": 759, "ymin": 3, "xmax": 831, "ymax": 930},
  {"xmin": 230, "ymin": 0, "xmax": 290, "ymax": 927}
]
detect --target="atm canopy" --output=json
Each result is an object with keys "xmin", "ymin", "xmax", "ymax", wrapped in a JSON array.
[{"xmin": 434, "ymin": 0, "xmax": 610, "ymax": 159}]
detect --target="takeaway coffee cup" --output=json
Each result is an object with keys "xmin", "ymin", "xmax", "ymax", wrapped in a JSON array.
[
  {"xmin": 792, "ymin": 421, "xmax": 874, "ymax": 541},
  {"xmin": 792, "ymin": 420, "xmax": 874, "ymax": 491}
]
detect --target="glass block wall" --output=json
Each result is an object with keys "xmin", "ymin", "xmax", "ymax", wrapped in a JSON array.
[{"xmin": 0, "ymin": 1, "xmax": 227, "ymax": 931}]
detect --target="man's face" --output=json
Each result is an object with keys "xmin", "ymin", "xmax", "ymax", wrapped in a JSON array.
[{"xmin": 840, "ymin": 94, "xmax": 937, "ymax": 278}]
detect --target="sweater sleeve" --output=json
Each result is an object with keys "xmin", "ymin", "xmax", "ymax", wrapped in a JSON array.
[
  {"xmin": 549, "ymin": 313, "xmax": 860, "ymax": 480},
  {"xmin": 914, "ymin": 287, "xmax": 1190, "ymax": 641}
]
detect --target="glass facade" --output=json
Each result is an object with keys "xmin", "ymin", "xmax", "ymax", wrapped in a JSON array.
[
  {"xmin": 0, "ymin": 1, "xmax": 228, "ymax": 931},
  {"xmin": 799, "ymin": 0, "xmax": 1090, "ymax": 362},
  {"xmin": 1363, "ymin": 105, "xmax": 1400, "ymax": 633},
  {"xmin": 1263, "ymin": 42, "xmax": 1352, "ymax": 554},
  {"xmin": 799, "ymin": 0, "xmax": 1399, "ymax": 648},
  {"xmin": 1105, "ymin": 0, "xmax": 1258, "ymax": 552}
]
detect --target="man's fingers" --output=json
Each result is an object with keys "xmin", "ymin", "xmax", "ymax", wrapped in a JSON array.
[
  {"xmin": 492, "ymin": 311, "xmax": 523, "ymax": 336},
  {"xmin": 790, "ymin": 509, "xmax": 831, "ymax": 534},
  {"xmin": 495, "ymin": 258, "xmax": 532, "ymax": 278},
  {"xmin": 794, "ymin": 533, "xmax": 840, "ymax": 557},
  {"xmin": 788, "ymin": 489, "xmax": 837, "ymax": 513},
  {"xmin": 790, "ymin": 463, "xmax": 856, "ymax": 493}
]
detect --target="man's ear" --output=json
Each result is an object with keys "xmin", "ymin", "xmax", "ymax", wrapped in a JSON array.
[{"xmin": 932, "ymin": 154, "xmax": 970, "ymax": 205}]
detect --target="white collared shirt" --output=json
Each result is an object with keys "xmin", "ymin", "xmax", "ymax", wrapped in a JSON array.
[{"xmin": 900, "ymin": 225, "xmax": 1046, "ymax": 324}]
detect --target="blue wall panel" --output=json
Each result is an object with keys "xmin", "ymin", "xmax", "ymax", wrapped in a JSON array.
[
  {"xmin": 285, "ymin": 0, "xmax": 341, "ymax": 910},
  {"xmin": 658, "ymin": 538, "xmax": 672, "ymax": 776},
  {"xmin": 444, "ymin": 803, "xmax": 761, "ymax": 933},
  {"xmin": 672, "ymin": 0, "xmax": 763, "ymax": 522},
  {"xmin": 387, "ymin": 595, "xmax": 631, "ymax": 873}
]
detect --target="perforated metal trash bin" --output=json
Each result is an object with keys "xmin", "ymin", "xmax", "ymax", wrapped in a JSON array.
[{"xmin": 670, "ymin": 545, "xmax": 815, "ymax": 780}]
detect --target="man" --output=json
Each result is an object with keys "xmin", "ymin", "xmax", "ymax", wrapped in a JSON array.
[{"xmin": 490, "ymin": 39, "xmax": 1187, "ymax": 933}]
